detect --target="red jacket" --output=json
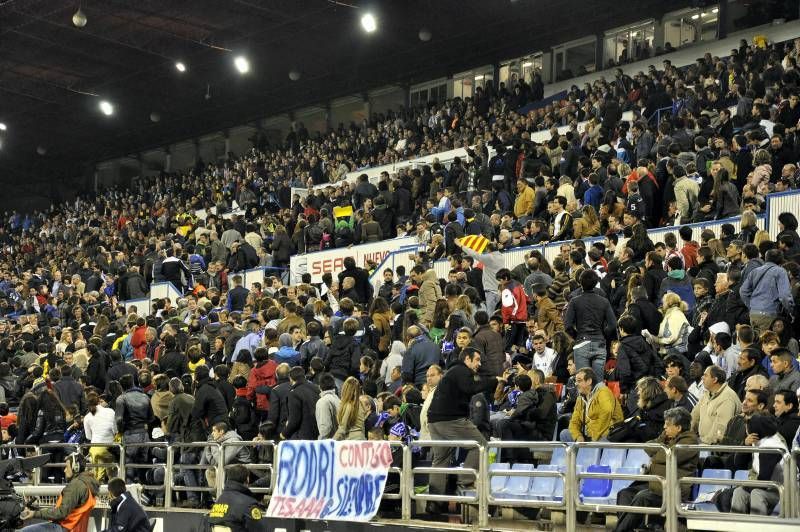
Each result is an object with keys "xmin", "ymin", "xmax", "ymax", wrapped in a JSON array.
[
  {"xmin": 131, "ymin": 325, "xmax": 147, "ymax": 361},
  {"xmin": 247, "ymin": 359, "xmax": 277, "ymax": 412},
  {"xmin": 500, "ymin": 281, "xmax": 528, "ymax": 323}
]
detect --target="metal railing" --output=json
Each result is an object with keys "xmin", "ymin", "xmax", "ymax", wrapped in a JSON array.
[
  {"xmin": 13, "ymin": 438, "xmax": 800, "ymax": 527},
  {"xmin": 673, "ymin": 444, "xmax": 795, "ymax": 521}
]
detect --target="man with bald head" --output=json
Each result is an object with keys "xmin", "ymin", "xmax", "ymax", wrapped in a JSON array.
[{"xmin": 402, "ymin": 326, "xmax": 441, "ymax": 387}]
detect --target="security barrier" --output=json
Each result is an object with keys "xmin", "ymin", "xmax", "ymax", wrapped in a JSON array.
[{"xmin": 13, "ymin": 439, "xmax": 800, "ymax": 529}]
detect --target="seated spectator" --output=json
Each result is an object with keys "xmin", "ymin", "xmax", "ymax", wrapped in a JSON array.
[
  {"xmin": 691, "ymin": 365, "xmax": 741, "ymax": 444},
  {"xmin": 731, "ymin": 414, "xmax": 787, "ymax": 516},
  {"xmin": 614, "ymin": 407, "xmax": 699, "ymax": 532},
  {"xmin": 561, "ymin": 367, "xmax": 622, "ymax": 442}
]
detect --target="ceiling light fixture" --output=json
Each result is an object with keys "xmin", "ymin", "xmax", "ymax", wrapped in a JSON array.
[
  {"xmin": 99, "ymin": 100, "xmax": 114, "ymax": 116},
  {"xmin": 72, "ymin": 7, "xmax": 87, "ymax": 28},
  {"xmin": 712, "ymin": 7, "xmax": 719, "ymax": 13},
  {"xmin": 289, "ymin": 70, "xmax": 301, "ymax": 81},
  {"xmin": 0, "ymin": 123, "xmax": 6, "ymax": 131},
  {"xmin": 361, "ymin": 13, "xmax": 377, "ymax": 33},
  {"xmin": 234, "ymin": 56, "xmax": 250, "ymax": 74},
  {"xmin": 691, "ymin": 14, "xmax": 700, "ymax": 19},
  {"xmin": 418, "ymin": 28, "xmax": 432, "ymax": 42},
  {"xmin": 522, "ymin": 61, "xmax": 533, "ymax": 68},
  {"xmin": 175, "ymin": 61, "xmax": 187, "ymax": 73}
]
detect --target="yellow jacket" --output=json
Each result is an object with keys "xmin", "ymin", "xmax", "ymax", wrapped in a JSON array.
[
  {"xmin": 514, "ymin": 185, "xmax": 535, "ymax": 217},
  {"xmin": 569, "ymin": 383, "xmax": 623, "ymax": 441}
]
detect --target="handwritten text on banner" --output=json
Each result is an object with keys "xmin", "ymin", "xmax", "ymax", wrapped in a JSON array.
[{"xmin": 266, "ymin": 440, "xmax": 393, "ymax": 521}]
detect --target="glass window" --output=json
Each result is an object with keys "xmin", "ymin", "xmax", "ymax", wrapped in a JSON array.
[
  {"xmin": 604, "ymin": 21, "xmax": 655, "ymax": 68},
  {"xmin": 662, "ymin": 5, "xmax": 718, "ymax": 52}
]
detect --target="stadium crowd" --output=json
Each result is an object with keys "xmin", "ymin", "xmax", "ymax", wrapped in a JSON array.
[{"xmin": 3, "ymin": 33, "xmax": 800, "ymax": 532}]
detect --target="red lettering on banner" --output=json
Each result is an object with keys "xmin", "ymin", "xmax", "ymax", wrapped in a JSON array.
[{"xmin": 338, "ymin": 442, "xmax": 394, "ymax": 469}]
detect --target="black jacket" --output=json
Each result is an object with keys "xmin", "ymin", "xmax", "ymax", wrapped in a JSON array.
[
  {"xmin": 325, "ymin": 334, "xmax": 361, "ymax": 380},
  {"xmin": 642, "ymin": 267, "xmax": 667, "ymax": 305},
  {"xmin": 427, "ymin": 361, "xmax": 496, "ymax": 423},
  {"xmin": 627, "ymin": 298, "xmax": 662, "ymax": 335},
  {"xmin": 227, "ymin": 286, "xmax": 250, "ymax": 312},
  {"xmin": 106, "ymin": 360, "xmax": 138, "ymax": 391},
  {"xmin": 159, "ymin": 350, "xmax": 189, "ymax": 379},
  {"xmin": 54, "ymin": 375, "xmax": 86, "ymax": 413},
  {"xmin": 192, "ymin": 378, "xmax": 229, "ymax": 430},
  {"xmin": 103, "ymin": 491, "xmax": 150, "ymax": 532},
  {"xmin": 337, "ymin": 266, "xmax": 373, "ymax": 305},
  {"xmin": 27, "ymin": 408, "xmax": 67, "ymax": 444},
  {"xmin": 518, "ymin": 387, "xmax": 557, "ymax": 441},
  {"xmin": 728, "ymin": 363, "xmax": 769, "ymax": 400},
  {"xmin": 564, "ymin": 289, "xmax": 617, "ymax": 343},
  {"xmin": 282, "ymin": 379, "xmax": 320, "ymax": 440},
  {"xmin": 160, "ymin": 256, "xmax": 191, "ymax": 289},
  {"xmin": 777, "ymin": 412, "xmax": 800, "ymax": 449},
  {"xmin": 635, "ymin": 392, "xmax": 671, "ymax": 442},
  {"xmin": 267, "ymin": 379, "xmax": 291, "ymax": 434},
  {"xmin": 705, "ymin": 288, "xmax": 749, "ymax": 333},
  {"xmin": 616, "ymin": 334, "xmax": 661, "ymax": 394},
  {"xmin": 115, "ymin": 387, "xmax": 154, "ymax": 433},
  {"xmin": 209, "ymin": 480, "xmax": 265, "ymax": 532},
  {"xmin": 85, "ymin": 354, "xmax": 107, "ymax": 391}
]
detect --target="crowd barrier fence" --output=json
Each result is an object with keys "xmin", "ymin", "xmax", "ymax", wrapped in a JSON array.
[{"xmin": 13, "ymin": 440, "xmax": 800, "ymax": 528}]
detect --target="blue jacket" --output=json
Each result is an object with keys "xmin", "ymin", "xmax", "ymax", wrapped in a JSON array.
[
  {"xmin": 274, "ymin": 345, "xmax": 301, "ymax": 366},
  {"xmin": 231, "ymin": 332, "xmax": 262, "ymax": 362},
  {"xmin": 102, "ymin": 491, "xmax": 150, "ymax": 532},
  {"xmin": 401, "ymin": 335, "xmax": 441, "ymax": 386},
  {"xmin": 583, "ymin": 185, "xmax": 603, "ymax": 211},
  {"xmin": 740, "ymin": 262, "xmax": 794, "ymax": 316}
]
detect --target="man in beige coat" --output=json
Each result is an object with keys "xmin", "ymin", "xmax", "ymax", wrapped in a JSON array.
[{"xmin": 691, "ymin": 365, "xmax": 742, "ymax": 444}]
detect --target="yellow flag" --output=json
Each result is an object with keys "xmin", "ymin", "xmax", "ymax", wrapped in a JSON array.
[{"xmin": 458, "ymin": 235, "xmax": 489, "ymax": 253}]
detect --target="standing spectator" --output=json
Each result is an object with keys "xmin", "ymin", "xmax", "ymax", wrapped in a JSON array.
[
  {"xmin": 226, "ymin": 275, "xmax": 250, "ymax": 312},
  {"xmin": 402, "ymin": 326, "xmax": 440, "ymax": 388},
  {"xmin": 564, "ymin": 270, "xmax": 617, "ymax": 382},
  {"xmin": 279, "ymin": 366, "xmax": 320, "ymax": 440},
  {"xmin": 457, "ymin": 241, "xmax": 504, "ymax": 314},
  {"xmin": 412, "ymin": 266, "xmax": 442, "ymax": 328},
  {"xmin": 191, "ymin": 365, "xmax": 228, "ymax": 433},
  {"xmin": 426, "ymin": 347, "xmax": 499, "ymax": 511},
  {"xmin": 315, "ymin": 373, "xmax": 340, "ymax": 440},
  {"xmin": 114, "ymin": 374, "xmax": 154, "ymax": 483},
  {"xmin": 52, "ymin": 367, "xmax": 85, "ymax": 413},
  {"xmin": 496, "ymin": 268, "xmax": 528, "ymax": 352},
  {"xmin": 740, "ymin": 250, "xmax": 794, "ymax": 334},
  {"xmin": 333, "ymin": 377, "xmax": 366, "ymax": 440},
  {"xmin": 160, "ymin": 248, "xmax": 192, "ymax": 294},
  {"xmin": 471, "ymin": 311, "xmax": 505, "ymax": 377},
  {"xmin": 200, "ymin": 422, "xmax": 251, "ymax": 491}
]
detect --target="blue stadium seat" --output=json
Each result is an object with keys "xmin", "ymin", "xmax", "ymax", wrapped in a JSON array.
[
  {"xmin": 550, "ymin": 446, "xmax": 566, "ymax": 466},
  {"xmin": 691, "ymin": 469, "xmax": 732, "ymax": 512},
  {"xmin": 599, "ymin": 447, "xmax": 627, "ymax": 470},
  {"xmin": 490, "ymin": 462, "xmax": 510, "ymax": 497},
  {"xmin": 624, "ymin": 449, "xmax": 650, "ymax": 470},
  {"xmin": 552, "ymin": 465, "xmax": 566, "ymax": 502},
  {"xmin": 734, "ymin": 470, "xmax": 748, "ymax": 480},
  {"xmin": 580, "ymin": 464, "xmax": 612, "ymax": 499},
  {"xmin": 583, "ymin": 466, "xmax": 640, "ymax": 506},
  {"xmin": 503, "ymin": 463, "xmax": 535, "ymax": 500},
  {"xmin": 530, "ymin": 464, "xmax": 560, "ymax": 501},
  {"xmin": 576, "ymin": 447, "xmax": 601, "ymax": 469}
]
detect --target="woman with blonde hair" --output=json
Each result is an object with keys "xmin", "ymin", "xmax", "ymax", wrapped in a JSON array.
[
  {"xmin": 645, "ymin": 292, "xmax": 690, "ymax": 357},
  {"xmin": 449, "ymin": 294, "xmax": 476, "ymax": 332},
  {"xmin": 738, "ymin": 210, "xmax": 758, "ymax": 243},
  {"xmin": 753, "ymin": 229, "xmax": 772, "ymax": 249},
  {"xmin": 706, "ymin": 238, "xmax": 728, "ymax": 268},
  {"xmin": 573, "ymin": 205, "xmax": 601, "ymax": 238},
  {"xmin": 334, "ymin": 377, "xmax": 367, "ymax": 440}
]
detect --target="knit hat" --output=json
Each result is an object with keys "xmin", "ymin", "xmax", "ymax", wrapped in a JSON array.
[{"xmin": 279, "ymin": 333, "xmax": 293, "ymax": 347}]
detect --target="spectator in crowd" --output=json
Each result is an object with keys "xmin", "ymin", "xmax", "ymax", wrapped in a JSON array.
[
  {"xmin": 426, "ymin": 347, "xmax": 499, "ymax": 511},
  {"xmin": 565, "ymin": 270, "xmax": 617, "ymax": 382},
  {"xmin": 691, "ymin": 365, "xmax": 742, "ymax": 444},
  {"xmin": 562, "ymin": 367, "xmax": 622, "ymax": 442},
  {"xmin": 103, "ymin": 477, "xmax": 151, "ymax": 532},
  {"xmin": 614, "ymin": 407, "xmax": 699, "ymax": 532},
  {"xmin": 731, "ymin": 414, "xmax": 787, "ymax": 516}
]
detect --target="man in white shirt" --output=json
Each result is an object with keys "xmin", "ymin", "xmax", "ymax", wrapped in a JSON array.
[{"xmin": 530, "ymin": 333, "xmax": 556, "ymax": 378}]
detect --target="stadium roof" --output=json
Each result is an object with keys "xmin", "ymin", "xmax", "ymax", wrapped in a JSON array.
[{"xmin": 0, "ymin": 0, "xmax": 684, "ymax": 185}]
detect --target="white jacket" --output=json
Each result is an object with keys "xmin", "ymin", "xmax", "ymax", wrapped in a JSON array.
[{"xmin": 83, "ymin": 405, "xmax": 117, "ymax": 443}]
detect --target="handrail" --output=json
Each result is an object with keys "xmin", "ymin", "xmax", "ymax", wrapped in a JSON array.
[
  {"xmin": 672, "ymin": 443, "xmax": 794, "ymax": 520},
  {"xmin": 11, "ymin": 439, "xmax": 800, "ymax": 526}
]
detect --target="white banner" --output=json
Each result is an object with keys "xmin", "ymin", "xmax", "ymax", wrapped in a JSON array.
[
  {"xmin": 266, "ymin": 440, "xmax": 393, "ymax": 522},
  {"xmin": 290, "ymin": 236, "xmax": 419, "ymax": 284}
]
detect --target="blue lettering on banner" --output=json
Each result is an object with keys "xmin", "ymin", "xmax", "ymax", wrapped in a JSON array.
[{"xmin": 267, "ymin": 440, "xmax": 393, "ymax": 522}]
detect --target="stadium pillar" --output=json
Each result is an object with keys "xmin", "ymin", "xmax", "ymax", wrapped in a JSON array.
[
  {"xmin": 362, "ymin": 92, "xmax": 371, "ymax": 123},
  {"xmin": 93, "ymin": 168, "xmax": 99, "ymax": 193},
  {"xmin": 192, "ymin": 139, "xmax": 200, "ymax": 166},
  {"xmin": 718, "ymin": 0, "xmax": 728, "ymax": 40},
  {"xmin": 164, "ymin": 149, "xmax": 172, "ymax": 173},
  {"xmin": 595, "ymin": 33, "xmax": 604, "ymax": 73},
  {"xmin": 224, "ymin": 131, "xmax": 231, "ymax": 160},
  {"xmin": 325, "ymin": 101, "xmax": 332, "ymax": 132}
]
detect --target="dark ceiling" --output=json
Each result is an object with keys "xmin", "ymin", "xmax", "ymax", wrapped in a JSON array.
[{"xmin": 0, "ymin": 0, "xmax": 687, "ymax": 187}]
